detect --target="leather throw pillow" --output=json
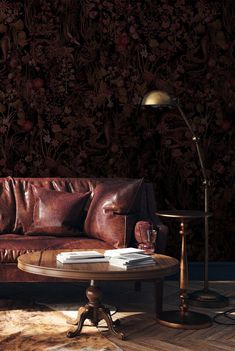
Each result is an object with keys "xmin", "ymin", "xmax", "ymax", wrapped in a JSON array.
[
  {"xmin": 26, "ymin": 186, "xmax": 90, "ymax": 236},
  {"xmin": 84, "ymin": 179, "xmax": 143, "ymax": 248}
]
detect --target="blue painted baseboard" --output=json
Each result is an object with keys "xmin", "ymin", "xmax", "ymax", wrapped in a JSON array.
[
  {"xmin": 189, "ymin": 262, "xmax": 235, "ymax": 280},
  {"xmin": 168, "ymin": 262, "xmax": 235, "ymax": 280}
]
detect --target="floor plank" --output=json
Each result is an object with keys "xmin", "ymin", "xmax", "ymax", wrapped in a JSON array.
[
  {"xmin": 1, "ymin": 280, "xmax": 235, "ymax": 351},
  {"xmin": 103, "ymin": 281, "xmax": 235, "ymax": 351}
]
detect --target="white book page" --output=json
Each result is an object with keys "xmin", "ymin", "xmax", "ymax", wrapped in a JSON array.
[{"xmin": 104, "ymin": 248, "xmax": 145, "ymax": 257}]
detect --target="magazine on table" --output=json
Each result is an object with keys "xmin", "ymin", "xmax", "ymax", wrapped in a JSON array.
[
  {"xmin": 104, "ymin": 247, "xmax": 145, "ymax": 257},
  {"xmin": 109, "ymin": 253, "xmax": 154, "ymax": 264},
  {"xmin": 108, "ymin": 251, "xmax": 156, "ymax": 269},
  {"xmin": 56, "ymin": 256, "xmax": 109, "ymax": 264},
  {"xmin": 56, "ymin": 250, "xmax": 107, "ymax": 264},
  {"xmin": 109, "ymin": 260, "xmax": 156, "ymax": 270},
  {"xmin": 57, "ymin": 251, "xmax": 104, "ymax": 258}
]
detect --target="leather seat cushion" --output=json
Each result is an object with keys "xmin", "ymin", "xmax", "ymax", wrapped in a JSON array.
[{"xmin": 0, "ymin": 234, "xmax": 114, "ymax": 263}]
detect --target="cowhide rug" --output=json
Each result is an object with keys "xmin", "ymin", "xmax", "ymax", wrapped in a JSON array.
[{"xmin": 0, "ymin": 300, "xmax": 122, "ymax": 351}]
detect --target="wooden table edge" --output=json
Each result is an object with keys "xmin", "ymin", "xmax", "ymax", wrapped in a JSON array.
[{"xmin": 17, "ymin": 251, "xmax": 179, "ymax": 281}]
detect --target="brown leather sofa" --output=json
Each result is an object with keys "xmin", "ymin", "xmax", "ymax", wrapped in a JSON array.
[{"xmin": 0, "ymin": 177, "xmax": 168, "ymax": 282}]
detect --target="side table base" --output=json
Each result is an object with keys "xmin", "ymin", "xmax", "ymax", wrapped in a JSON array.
[
  {"xmin": 157, "ymin": 310, "xmax": 212, "ymax": 329},
  {"xmin": 188, "ymin": 289, "xmax": 229, "ymax": 308}
]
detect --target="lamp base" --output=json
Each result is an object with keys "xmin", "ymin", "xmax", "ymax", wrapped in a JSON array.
[
  {"xmin": 188, "ymin": 289, "xmax": 229, "ymax": 308},
  {"xmin": 157, "ymin": 310, "xmax": 212, "ymax": 329}
]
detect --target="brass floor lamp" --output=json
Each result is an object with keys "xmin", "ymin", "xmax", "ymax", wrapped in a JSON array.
[{"xmin": 141, "ymin": 90, "xmax": 228, "ymax": 309}]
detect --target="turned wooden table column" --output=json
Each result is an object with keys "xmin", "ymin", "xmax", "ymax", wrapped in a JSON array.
[
  {"xmin": 67, "ymin": 279, "xmax": 124, "ymax": 339},
  {"xmin": 156, "ymin": 210, "xmax": 212, "ymax": 329}
]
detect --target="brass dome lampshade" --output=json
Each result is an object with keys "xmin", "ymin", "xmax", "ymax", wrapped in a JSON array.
[{"xmin": 142, "ymin": 90, "xmax": 174, "ymax": 107}]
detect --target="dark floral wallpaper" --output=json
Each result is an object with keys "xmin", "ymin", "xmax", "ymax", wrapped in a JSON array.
[{"xmin": 0, "ymin": 0, "xmax": 234, "ymax": 260}]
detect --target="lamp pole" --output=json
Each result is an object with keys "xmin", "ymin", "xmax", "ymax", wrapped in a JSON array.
[
  {"xmin": 175, "ymin": 104, "xmax": 210, "ymax": 294},
  {"xmin": 142, "ymin": 91, "xmax": 228, "ymax": 308}
]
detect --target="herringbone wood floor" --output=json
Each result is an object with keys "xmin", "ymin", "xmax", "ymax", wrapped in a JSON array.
[
  {"xmin": 101, "ymin": 280, "xmax": 235, "ymax": 351},
  {"xmin": 1, "ymin": 280, "xmax": 235, "ymax": 351}
]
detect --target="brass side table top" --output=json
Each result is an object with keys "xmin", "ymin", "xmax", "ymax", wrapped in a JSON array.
[{"xmin": 156, "ymin": 210, "xmax": 212, "ymax": 219}]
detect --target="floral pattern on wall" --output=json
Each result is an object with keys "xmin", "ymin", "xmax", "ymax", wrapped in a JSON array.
[{"xmin": 0, "ymin": 0, "xmax": 234, "ymax": 260}]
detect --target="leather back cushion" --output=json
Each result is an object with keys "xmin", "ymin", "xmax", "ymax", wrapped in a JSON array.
[
  {"xmin": 25, "ymin": 187, "xmax": 91, "ymax": 236},
  {"xmin": 11, "ymin": 178, "xmax": 91, "ymax": 233},
  {"xmin": 84, "ymin": 179, "xmax": 143, "ymax": 247}
]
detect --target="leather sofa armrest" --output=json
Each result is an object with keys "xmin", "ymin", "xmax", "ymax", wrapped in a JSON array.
[
  {"xmin": 143, "ymin": 183, "xmax": 168, "ymax": 254},
  {"xmin": 112, "ymin": 212, "xmax": 138, "ymax": 248},
  {"xmin": 154, "ymin": 221, "xmax": 169, "ymax": 254},
  {"xmin": 113, "ymin": 210, "xmax": 168, "ymax": 252},
  {"xmin": 134, "ymin": 217, "xmax": 168, "ymax": 254},
  {"xmin": 149, "ymin": 214, "xmax": 168, "ymax": 254}
]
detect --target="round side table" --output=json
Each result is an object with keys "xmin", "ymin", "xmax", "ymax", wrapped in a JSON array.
[{"xmin": 156, "ymin": 210, "xmax": 212, "ymax": 329}]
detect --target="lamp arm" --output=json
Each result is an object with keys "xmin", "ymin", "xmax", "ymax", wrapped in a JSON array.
[{"xmin": 176, "ymin": 104, "xmax": 209, "ymax": 189}]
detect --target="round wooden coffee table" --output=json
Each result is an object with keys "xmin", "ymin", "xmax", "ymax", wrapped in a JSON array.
[{"xmin": 18, "ymin": 249, "xmax": 179, "ymax": 340}]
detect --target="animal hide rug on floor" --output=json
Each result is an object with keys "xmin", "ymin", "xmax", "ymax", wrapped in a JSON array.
[{"xmin": 0, "ymin": 301, "xmax": 122, "ymax": 351}]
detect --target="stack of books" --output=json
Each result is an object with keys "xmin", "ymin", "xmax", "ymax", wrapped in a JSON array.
[
  {"xmin": 56, "ymin": 251, "xmax": 109, "ymax": 264},
  {"xmin": 107, "ymin": 251, "xmax": 156, "ymax": 270},
  {"xmin": 104, "ymin": 247, "xmax": 146, "ymax": 257}
]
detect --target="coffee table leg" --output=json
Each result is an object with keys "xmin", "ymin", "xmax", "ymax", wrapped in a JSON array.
[
  {"xmin": 98, "ymin": 306, "xmax": 125, "ymax": 339},
  {"xmin": 67, "ymin": 280, "xmax": 125, "ymax": 340},
  {"xmin": 66, "ymin": 306, "xmax": 88, "ymax": 326},
  {"xmin": 67, "ymin": 306, "xmax": 90, "ymax": 338}
]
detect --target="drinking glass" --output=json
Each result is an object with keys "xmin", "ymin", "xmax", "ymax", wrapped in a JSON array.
[{"xmin": 138, "ymin": 229, "xmax": 157, "ymax": 254}]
